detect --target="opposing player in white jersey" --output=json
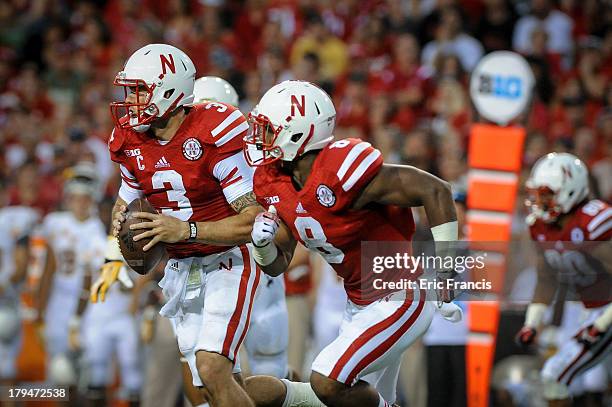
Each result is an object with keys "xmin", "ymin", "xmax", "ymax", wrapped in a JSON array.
[
  {"xmin": 35, "ymin": 164, "xmax": 107, "ymax": 400},
  {"xmin": 72, "ymin": 227, "xmax": 142, "ymax": 407},
  {"xmin": 89, "ymin": 44, "xmax": 293, "ymax": 407},
  {"xmin": 0, "ymin": 178, "xmax": 39, "ymax": 386},
  {"xmin": 194, "ymin": 76, "xmax": 290, "ymax": 379}
]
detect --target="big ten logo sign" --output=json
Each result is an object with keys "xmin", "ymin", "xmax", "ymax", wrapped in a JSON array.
[
  {"xmin": 469, "ymin": 51, "xmax": 534, "ymax": 125},
  {"xmin": 477, "ymin": 74, "xmax": 522, "ymax": 100}
]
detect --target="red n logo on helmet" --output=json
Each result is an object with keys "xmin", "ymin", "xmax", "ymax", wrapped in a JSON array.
[
  {"xmin": 291, "ymin": 95, "xmax": 305, "ymax": 117},
  {"xmin": 160, "ymin": 54, "xmax": 176, "ymax": 75},
  {"xmin": 562, "ymin": 166, "xmax": 572, "ymax": 180}
]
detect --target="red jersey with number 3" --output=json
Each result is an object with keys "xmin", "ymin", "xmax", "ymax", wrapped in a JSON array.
[
  {"xmin": 253, "ymin": 138, "xmax": 416, "ymax": 305},
  {"xmin": 529, "ymin": 199, "xmax": 612, "ymax": 307},
  {"xmin": 108, "ymin": 103, "xmax": 253, "ymax": 258}
]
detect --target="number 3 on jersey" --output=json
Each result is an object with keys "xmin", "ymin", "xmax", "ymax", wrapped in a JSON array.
[
  {"xmin": 152, "ymin": 170, "xmax": 193, "ymax": 221},
  {"xmin": 294, "ymin": 216, "xmax": 344, "ymax": 263}
]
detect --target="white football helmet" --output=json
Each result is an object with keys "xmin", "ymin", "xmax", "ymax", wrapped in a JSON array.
[
  {"xmin": 63, "ymin": 162, "xmax": 100, "ymax": 200},
  {"xmin": 244, "ymin": 80, "xmax": 336, "ymax": 166},
  {"xmin": 525, "ymin": 152, "xmax": 589, "ymax": 223},
  {"xmin": 110, "ymin": 43, "xmax": 196, "ymax": 132},
  {"xmin": 193, "ymin": 76, "xmax": 239, "ymax": 107}
]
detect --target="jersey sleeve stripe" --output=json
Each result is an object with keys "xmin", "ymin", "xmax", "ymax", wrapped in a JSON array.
[
  {"xmin": 589, "ymin": 219, "xmax": 612, "ymax": 240},
  {"xmin": 215, "ymin": 121, "xmax": 249, "ymax": 147},
  {"xmin": 337, "ymin": 142, "xmax": 372, "ymax": 181},
  {"xmin": 120, "ymin": 174, "xmax": 142, "ymax": 189},
  {"xmin": 121, "ymin": 177, "xmax": 142, "ymax": 190},
  {"xmin": 341, "ymin": 149, "xmax": 381, "ymax": 191},
  {"xmin": 220, "ymin": 167, "xmax": 243, "ymax": 188},
  {"xmin": 211, "ymin": 110, "xmax": 243, "ymax": 137},
  {"xmin": 587, "ymin": 208, "xmax": 612, "ymax": 232},
  {"xmin": 119, "ymin": 164, "xmax": 136, "ymax": 180},
  {"xmin": 118, "ymin": 179, "xmax": 144, "ymax": 203}
]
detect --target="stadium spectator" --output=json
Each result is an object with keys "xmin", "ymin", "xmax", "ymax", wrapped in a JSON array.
[
  {"xmin": 421, "ymin": 5, "xmax": 484, "ymax": 73},
  {"xmin": 475, "ymin": 0, "xmax": 517, "ymax": 52},
  {"xmin": 513, "ymin": 0, "xmax": 574, "ymax": 65},
  {"xmin": 290, "ymin": 13, "xmax": 349, "ymax": 82}
]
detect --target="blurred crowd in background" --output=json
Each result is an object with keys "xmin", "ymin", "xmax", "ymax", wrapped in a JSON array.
[{"xmin": 1, "ymin": 0, "xmax": 611, "ymax": 217}]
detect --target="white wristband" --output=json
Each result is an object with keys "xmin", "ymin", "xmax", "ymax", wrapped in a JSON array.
[
  {"xmin": 431, "ymin": 221, "xmax": 459, "ymax": 242},
  {"xmin": 252, "ymin": 242, "xmax": 278, "ymax": 267},
  {"xmin": 104, "ymin": 235, "xmax": 124, "ymax": 261},
  {"xmin": 594, "ymin": 304, "xmax": 612, "ymax": 331},
  {"xmin": 525, "ymin": 303, "xmax": 547, "ymax": 328}
]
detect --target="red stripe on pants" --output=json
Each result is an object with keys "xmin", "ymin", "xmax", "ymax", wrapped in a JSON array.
[
  {"xmin": 232, "ymin": 247, "xmax": 261, "ymax": 359},
  {"xmin": 221, "ymin": 246, "xmax": 252, "ymax": 358},
  {"xmin": 345, "ymin": 299, "xmax": 425, "ymax": 385},
  {"xmin": 329, "ymin": 291, "xmax": 414, "ymax": 381}
]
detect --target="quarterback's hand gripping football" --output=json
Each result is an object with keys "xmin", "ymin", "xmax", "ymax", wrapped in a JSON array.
[
  {"xmin": 112, "ymin": 205, "xmax": 128, "ymax": 237},
  {"xmin": 251, "ymin": 206, "xmax": 280, "ymax": 247},
  {"xmin": 130, "ymin": 212, "xmax": 190, "ymax": 251}
]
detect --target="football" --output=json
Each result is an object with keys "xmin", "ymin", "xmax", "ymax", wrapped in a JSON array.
[{"xmin": 118, "ymin": 198, "xmax": 168, "ymax": 275}]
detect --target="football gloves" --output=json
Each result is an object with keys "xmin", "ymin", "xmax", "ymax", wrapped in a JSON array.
[
  {"xmin": 251, "ymin": 206, "xmax": 280, "ymax": 247},
  {"xmin": 90, "ymin": 236, "xmax": 133, "ymax": 303},
  {"xmin": 251, "ymin": 206, "xmax": 280, "ymax": 266},
  {"xmin": 437, "ymin": 302, "xmax": 463, "ymax": 322},
  {"xmin": 90, "ymin": 260, "xmax": 133, "ymax": 303}
]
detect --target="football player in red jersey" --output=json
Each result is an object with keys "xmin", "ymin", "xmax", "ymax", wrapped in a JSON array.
[
  {"xmin": 193, "ymin": 75, "xmax": 292, "ymax": 381},
  {"xmin": 515, "ymin": 153, "xmax": 611, "ymax": 407},
  {"xmin": 242, "ymin": 80, "xmax": 460, "ymax": 407},
  {"xmin": 89, "ymin": 44, "xmax": 274, "ymax": 407}
]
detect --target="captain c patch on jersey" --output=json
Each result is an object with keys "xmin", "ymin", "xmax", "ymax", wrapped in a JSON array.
[
  {"xmin": 316, "ymin": 184, "xmax": 336, "ymax": 208},
  {"xmin": 183, "ymin": 137, "xmax": 203, "ymax": 161}
]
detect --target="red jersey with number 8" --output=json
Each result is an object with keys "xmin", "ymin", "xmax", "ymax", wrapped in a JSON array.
[
  {"xmin": 108, "ymin": 103, "xmax": 254, "ymax": 258},
  {"xmin": 253, "ymin": 138, "xmax": 416, "ymax": 305}
]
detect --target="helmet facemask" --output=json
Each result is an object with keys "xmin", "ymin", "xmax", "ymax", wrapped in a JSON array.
[
  {"xmin": 110, "ymin": 73, "xmax": 161, "ymax": 132},
  {"xmin": 525, "ymin": 185, "xmax": 562, "ymax": 223},
  {"xmin": 524, "ymin": 153, "xmax": 590, "ymax": 225},
  {"xmin": 244, "ymin": 112, "xmax": 284, "ymax": 166}
]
